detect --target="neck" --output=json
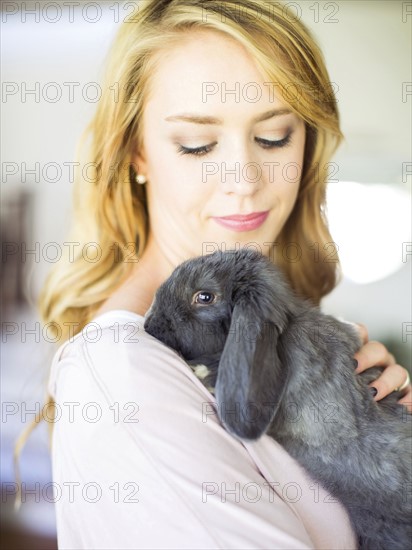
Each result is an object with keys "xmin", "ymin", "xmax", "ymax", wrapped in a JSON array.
[{"xmin": 134, "ymin": 234, "xmax": 174, "ymax": 281}]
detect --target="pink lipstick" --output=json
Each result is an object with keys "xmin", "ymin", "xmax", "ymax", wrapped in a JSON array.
[{"xmin": 212, "ymin": 211, "xmax": 269, "ymax": 232}]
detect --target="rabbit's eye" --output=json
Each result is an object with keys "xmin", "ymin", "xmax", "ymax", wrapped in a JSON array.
[{"xmin": 192, "ymin": 291, "xmax": 216, "ymax": 306}]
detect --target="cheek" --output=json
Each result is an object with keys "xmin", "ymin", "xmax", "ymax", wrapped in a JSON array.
[
  {"xmin": 278, "ymin": 160, "xmax": 302, "ymax": 216},
  {"xmin": 277, "ymin": 126, "xmax": 305, "ymax": 198},
  {"xmin": 282, "ymin": 180, "xmax": 300, "ymax": 219},
  {"xmin": 149, "ymin": 175, "xmax": 210, "ymax": 204},
  {"xmin": 144, "ymin": 153, "xmax": 182, "ymax": 206},
  {"xmin": 283, "ymin": 124, "xmax": 306, "ymax": 179},
  {"xmin": 265, "ymin": 149, "xmax": 304, "ymax": 205},
  {"xmin": 145, "ymin": 165, "xmax": 213, "ymax": 222},
  {"xmin": 144, "ymin": 140, "xmax": 212, "ymax": 209}
]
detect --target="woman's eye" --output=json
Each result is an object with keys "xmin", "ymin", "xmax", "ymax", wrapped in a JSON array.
[
  {"xmin": 255, "ymin": 133, "xmax": 292, "ymax": 149},
  {"xmin": 192, "ymin": 291, "xmax": 216, "ymax": 305},
  {"xmin": 177, "ymin": 132, "xmax": 291, "ymax": 157},
  {"xmin": 177, "ymin": 142, "xmax": 217, "ymax": 157}
]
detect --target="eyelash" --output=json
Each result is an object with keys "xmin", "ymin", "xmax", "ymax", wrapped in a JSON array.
[
  {"xmin": 256, "ymin": 134, "xmax": 292, "ymax": 149},
  {"xmin": 177, "ymin": 133, "xmax": 292, "ymax": 157},
  {"xmin": 177, "ymin": 142, "xmax": 217, "ymax": 157}
]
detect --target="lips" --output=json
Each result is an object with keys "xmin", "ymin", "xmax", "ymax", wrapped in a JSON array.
[{"xmin": 211, "ymin": 211, "xmax": 269, "ymax": 232}]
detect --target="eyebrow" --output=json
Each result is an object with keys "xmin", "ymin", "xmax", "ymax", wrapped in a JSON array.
[{"xmin": 164, "ymin": 109, "xmax": 292, "ymax": 125}]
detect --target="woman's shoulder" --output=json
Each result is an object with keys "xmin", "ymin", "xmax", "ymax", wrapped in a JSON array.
[
  {"xmin": 50, "ymin": 309, "xmax": 146, "ymax": 364},
  {"xmin": 48, "ymin": 308, "xmax": 213, "ymax": 405}
]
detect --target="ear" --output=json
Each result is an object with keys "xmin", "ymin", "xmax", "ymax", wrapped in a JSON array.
[
  {"xmin": 215, "ymin": 298, "xmax": 288, "ymax": 441},
  {"xmin": 131, "ymin": 148, "xmax": 148, "ymax": 179}
]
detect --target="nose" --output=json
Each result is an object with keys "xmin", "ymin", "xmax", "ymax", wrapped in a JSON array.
[
  {"xmin": 219, "ymin": 142, "xmax": 262, "ymax": 196},
  {"xmin": 144, "ymin": 297, "xmax": 156, "ymax": 320},
  {"xmin": 143, "ymin": 315, "xmax": 151, "ymax": 332}
]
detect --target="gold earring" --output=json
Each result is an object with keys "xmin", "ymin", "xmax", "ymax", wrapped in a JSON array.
[{"xmin": 136, "ymin": 173, "xmax": 147, "ymax": 185}]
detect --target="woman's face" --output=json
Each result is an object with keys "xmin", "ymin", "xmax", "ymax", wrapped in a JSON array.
[{"xmin": 135, "ymin": 30, "xmax": 306, "ymax": 264}]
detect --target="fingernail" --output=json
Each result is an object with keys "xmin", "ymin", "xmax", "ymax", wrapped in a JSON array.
[
  {"xmin": 369, "ymin": 387, "xmax": 378, "ymax": 397},
  {"xmin": 353, "ymin": 359, "xmax": 358, "ymax": 369}
]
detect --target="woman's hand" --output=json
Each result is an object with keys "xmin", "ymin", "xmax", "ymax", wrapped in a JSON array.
[{"xmin": 353, "ymin": 323, "xmax": 411, "ymax": 412}]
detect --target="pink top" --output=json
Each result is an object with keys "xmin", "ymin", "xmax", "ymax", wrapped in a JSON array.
[{"xmin": 48, "ymin": 310, "xmax": 357, "ymax": 550}]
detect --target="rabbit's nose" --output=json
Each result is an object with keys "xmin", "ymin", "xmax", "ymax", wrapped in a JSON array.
[
  {"xmin": 143, "ymin": 315, "xmax": 170, "ymax": 341},
  {"xmin": 144, "ymin": 319, "xmax": 163, "ymax": 342},
  {"xmin": 143, "ymin": 311, "xmax": 159, "ymax": 334},
  {"xmin": 145, "ymin": 297, "xmax": 156, "ymax": 319},
  {"xmin": 143, "ymin": 316, "xmax": 151, "ymax": 332}
]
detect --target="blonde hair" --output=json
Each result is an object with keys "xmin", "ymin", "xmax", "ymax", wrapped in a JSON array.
[
  {"xmin": 40, "ymin": 0, "xmax": 343, "ymax": 341},
  {"xmin": 13, "ymin": 3, "xmax": 344, "ymax": 498}
]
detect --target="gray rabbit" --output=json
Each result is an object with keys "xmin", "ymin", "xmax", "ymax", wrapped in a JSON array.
[{"xmin": 144, "ymin": 248, "xmax": 412, "ymax": 550}]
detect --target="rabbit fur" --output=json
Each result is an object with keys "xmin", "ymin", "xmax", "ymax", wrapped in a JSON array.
[{"xmin": 143, "ymin": 248, "xmax": 412, "ymax": 550}]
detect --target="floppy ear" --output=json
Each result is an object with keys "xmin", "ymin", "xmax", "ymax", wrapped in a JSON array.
[{"xmin": 215, "ymin": 298, "xmax": 288, "ymax": 441}]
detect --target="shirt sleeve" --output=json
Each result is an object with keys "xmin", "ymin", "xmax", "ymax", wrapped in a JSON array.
[{"xmin": 48, "ymin": 314, "xmax": 356, "ymax": 550}]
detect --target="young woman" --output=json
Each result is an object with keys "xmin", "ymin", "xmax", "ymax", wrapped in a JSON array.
[{"xmin": 40, "ymin": 1, "xmax": 411, "ymax": 548}]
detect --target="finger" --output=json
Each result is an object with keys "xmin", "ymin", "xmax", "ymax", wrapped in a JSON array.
[
  {"xmin": 339, "ymin": 320, "xmax": 369, "ymax": 345},
  {"xmin": 354, "ymin": 322, "xmax": 369, "ymax": 345},
  {"xmin": 354, "ymin": 341, "xmax": 396, "ymax": 373},
  {"xmin": 367, "ymin": 364, "xmax": 409, "ymax": 401},
  {"xmin": 398, "ymin": 385, "xmax": 412, "ymax": 413}
]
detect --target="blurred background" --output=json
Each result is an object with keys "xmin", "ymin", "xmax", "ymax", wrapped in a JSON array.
[{"xmin": 1, "ymin": 1, "xmax": 411, "ymax": 548}]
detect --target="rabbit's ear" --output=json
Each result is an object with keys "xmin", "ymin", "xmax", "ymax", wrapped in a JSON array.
[{"xmin": 215, "ymin": 298, "xmax": 287, "ymax": 441}]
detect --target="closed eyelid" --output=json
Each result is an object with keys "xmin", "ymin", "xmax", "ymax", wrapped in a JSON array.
[
  {"xmin": 169, "ymin": 124, "xmax": 295, "ymax": 146},
  {"xmin": 255, "ymin": 120, "xmax": 294, "ymax": 133},
  {"xmin": 256, "ymin": 127, "xmax": 293, "ymax": 139},
  {"xmin": 172, "ymin": 133, "xmax": 217, "ymax": 140},
  {"xmin": 177, "ymin": 143, "xmax": 216, "ymax": 156},
  {"xmin": 176, "ymin": 132, "xmax": 292, "ymax": 157},
  {"xmin": 174, "ymin": 128, "xmax": 292, "ymax": 145},
  {"xmin": 255, "ymin": 133, "xmax": 292, "ymax": 148}
]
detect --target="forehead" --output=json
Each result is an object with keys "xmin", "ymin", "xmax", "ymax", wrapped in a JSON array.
[{"xmin": 143, "ymin": 30, "xmax": 287, "ymax": 117}]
